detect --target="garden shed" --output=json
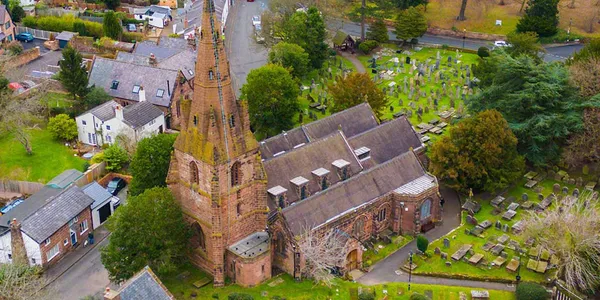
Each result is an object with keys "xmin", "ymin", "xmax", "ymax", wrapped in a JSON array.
[
  {"xmin": 56, "ymin": 31, "xmax": 77, "ymax": 49},
  {"xmin": 332, "ymin": 30, "xmax": 355, "ymax": 51}
]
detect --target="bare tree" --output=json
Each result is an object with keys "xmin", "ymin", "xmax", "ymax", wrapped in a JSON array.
[
  {"xmin": 569, "ymin": 58, "xmax": 600, "ymax": 98},
  {"xmin": 0, "ymin": 264, "xmax": 50, "ymax": 300},
  {"xmin": 457, "ymin": 0, "xmax": 468, "ymax": 20},
  {"xmin": 298, "ymin": 226, "xmax": 348, "ymax": 286},
  {"xmin": 0, "ymin": 85, "xmax": 47, "ymax": 155},
  {"xmin": 522, "ymin": 193, "xmax": 600, "ymax": 291}
]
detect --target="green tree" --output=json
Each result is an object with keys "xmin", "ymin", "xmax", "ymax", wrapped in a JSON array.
[
  {"xmin": 506, "ymin": 31, "xmax": 544, "ymax": 60},
  {"xmin": 571, "ymin": 39, "xmax": 600, "ymax": 63},
  {"xmin": 268, "ymin": 42, "xmax": 310, "ymax": 79},
  {"xmin": 284, "ymin": 7, "xmax": 328, "ymax": 69},
  {"xmin": 100, "ymin": 187, "xmax": 190, "ymax": 282},
  {"xmin": 358, "ymin": 40, "xmax": 379, "ymax": 54},
  {"xmin": 241, "ymin": 64, "xmax": 299, "ymax": 138},
  {"xmin": 58, "ymin": 46, "xmax": 89, "ymax": 103},
  {"xmin": 10, "ymin": 5, "xmax": 25, "ymax": 23},
  {"xmin": 394, "ymin": 6, "xmax": 428, "ymax": 43},
  {"xmin": 47, "ymin": 114, "xmax": 78, "ymax": 142},
  {"xmin": 0, "ymin": 75, "xmax": 8, "ymax": 92},
  {"xmin": 416, "ymin": 234, "xmax": 429, "ymax": 252},
  {"xmin": 367, "ymin": 18, "xmax": 389, "ymax": 43},
  {"xmin": 467, "ymin": 52, "xmax": 595, "ymax": 166},
  {"xmin": 103, "ymin": 143, "xmax": 129, "ymax": 172},
  {"xmin": 103, "ymin": 0, "xmax": 120, "ymax": 10},
  {"xmin": 328, "ymin": 72, "xmax": 387, "ymax": 119},
  {"xmin": 73, "ymin": 21, "xmax": 87, "ymax": 37},
  {"xmin": 129, "ymin": 134, "xmax": 177, "ymax": 196},
  {"xmin": 516, "ymin": 282, "xmax": 549, "ymax": 300},
  {"xmin": 393, "ymin": 0, "xmax": 428, "ymax": 9},
  {"xmin": 84, "ymin": 86, "xmax": 112, "ymax": 110},
  {"xmin": 477, "ymin": 46, "xmax": 490, "ymax": 58},
  {"xmin": 429, "ymin": 110, "xmax": 525, "ymax": 193},
  {"xmin": 516, "ymin": 0, "xmax": 559, "ymax": 37},
  {"xmin": 103, "ymin": 11, "xmax": 122, "ymax": 40}
]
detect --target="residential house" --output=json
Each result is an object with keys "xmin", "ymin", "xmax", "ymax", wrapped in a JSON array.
[
  {"xmin": 173, "ymin": 0, "xmax": 229, "ymax": 39},
  {"xmin": 0, "ymin": 170, "xmax": 94, "ymax": 267},
  {"xmin": 133, "ymin": 5, "xmax": 172, "ymax": 28},
  {"xmin": 0, "ymin": 5, "xmax": 15, "ymax": 43},
  {"xmin": 75, "ymin": 99, "xmax": 165, "ymax": 146},
  {"xmin": 104, "ymin": 266, "xmax": 175, "ymax": 300},
  {"xmin": 82, "ymin": 182, "xmax": 118, "ymax": 230},
  {"xmin": 159, "ymin": 0, "xmax": 178, "ymax": 9}
]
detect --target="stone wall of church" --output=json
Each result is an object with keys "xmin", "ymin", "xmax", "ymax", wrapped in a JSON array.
[{"xmin": 225, "ymin": 250, "xmax": 272, "ymax": 287}]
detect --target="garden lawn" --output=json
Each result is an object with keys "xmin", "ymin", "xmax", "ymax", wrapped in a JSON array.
[
  {"xmin": 43, "ymin": 92, "xmax": 73, "ymax": 109},
  {"xmin": 0, "ymin": 128, "xmax": 87, "ymax": 183},
  {"xmin": 363, "ymin": 235, "xmax": 413, "ymax": 267},
  {"xmin": 411, "ymin": 177, "xmax": 583, "ymax": 283},
  {"xmin": 161, "ymin": 262, "xmax": 515, "ymax": 299}
]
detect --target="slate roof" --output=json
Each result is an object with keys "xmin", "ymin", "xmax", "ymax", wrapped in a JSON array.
[
  {"xmin": 157, "ymin": 37, "xmax": 190, "ymax": 50},
  {"xmin": 15, "ymin": 185, "xmax": 94, "ymax": 243},
  {"xmin": 133, "ymin": 41, "xmax": 181, "ymax": 60},
  {"xmin": 0, "ymin": 187, "xmax": 62, "ymax": 234},
  {"xmin": 82, "ymin": 182, "xmax": 113, "ymax": 209},
  {"xmin": 86, "ymin": 100, "xmax": 119, "ymax": 121},
  {"xmin": 122, "ymin": 101, "xmax": 165, "ymax": 128},
  {"xmin": 46, "ymin": 169, "xmax": 84, "ymax": 189},
  {"xmin": 0, "ymin": 5, "xmax": 6, "ymax": 24},
  {"xmin": 118, "ymin": 266, "xmax": 174, "ymax": 300},
  {"xmin": 282, "ymin": 151, "xmax": 427, "ymax": 235},
  {"xmin": 115, "ymin": 52, "xmax": 151, "ymax": 66},
  {"xmin": 56, "ymin": 31, "xmax": 76, "ymax": 41},
  {"xmin": 158, "ymin": 50, "xmax": 196, "ymax": 80},
  {"xmin": 263, "ymin": 131, "xmax": 362, "ymax": 210},
  {"xmin": 88, "ymin": 57, "xmax": 178, "ymax": 107},
  {"xmin": 348, "ymin": 116, "xmax": 423, "ymax": 169},
  {"xmin": 259, "ymin": 103, "xmax": 378, "ymax": 160}
]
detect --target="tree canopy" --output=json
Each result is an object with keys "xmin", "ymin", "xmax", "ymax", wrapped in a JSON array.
[
  {"xmin": 84, "ymin": 86, "xmax": 113, "ymax": 111},
  {"xmin": 103, "ymin": 0, "xmax": 120, "ymax": 10},
  {"xmin": 394, "ymin": 6, "xmax": 427, "ymax": 42},
  {"xmin": 103, "ymin": 143, "xmax": 129, "ymax": 172},
  {"xmin": 429, "ymin": 110, "xmax": 524, "ymax": 193},
  {"xmin": 10, "ymin": 5, "xmax": 25, "ymax": 23},
  {"xmin": 268, "ymin": 42, "xmax": 310, "ymax": 79},
  {"xmin": 506, "ymin": 31, "xmax": 544, "ymax": 60},
  {"xmin": 242, "ymin": 64, "xmax": 299, "ymax": 138},
  {"xmin": 129, "ymin": 134, "xmax": 177, "ymax": 196},
  {"xmin": 100, "ymin": 187, "xmax": 190, "ymax": 282},
  {"xmin": 467, "ymin": 52, "xmax": 595, "ymax": 166},
  {"xmin": 328, "ymin": 72, "xmax": 387, "ymax": 118},
  {"xmin": 284, "ymin": 7, "xmax": 328, "ymax": 69},
  {"xmin": 571, "ymin": 39, "xmax": 600, "ymax": 64},
  {"xmin": 562, "ymin": 107, "xmax": 600, "ymax": 167},
  {"xmin": 516, "ymin": 0, "xmax": 559, "ymax": 37},
  {"xmin": 58, "ymin": 46, "xmax": 89, "ymax": 103},
  {"xmin": 102, "ymin": 11, "xmax": 122, "ymax": 40},
  {"xmin": 47, "ymin": 114, "xmax": 78, "ymax": 142},
  {"xmin": 367, "ymin": 18, "xmax": 389, "ymax": 44}
]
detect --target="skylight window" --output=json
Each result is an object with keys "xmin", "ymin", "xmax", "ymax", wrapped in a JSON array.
[
  {"xmin": 132, "ymin": 85, "xmax": 140, "ymax": 94},
  {"xmin": 188, "ymin": 69, "xmax": 194, "ymax": 76},
  {"xmin": 156, "ymin": 89, "xmax": 165, "ymax": 98},
  {"xmin": 111, "ymin": 80, "xmax": 119, "ymax": 90}
]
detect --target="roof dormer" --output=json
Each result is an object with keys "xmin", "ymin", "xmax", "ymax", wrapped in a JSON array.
[
  {"xmin": 290, "ymin": 176, "xmax": 310, "ymax": 200},
  {"xmin": 268, "ymin": 185, "xmax": 288, "ymax": 209},
  {"xmin": 311, "ymin": 168, "xmax": 330, "ymax": 191},
  {"xmin": 354, "ymin": 147, "xmax": 371, "ymax": 161},
  {"xmin": 332, "ymin": 159, "xmax": 350, "ymax": 180}
]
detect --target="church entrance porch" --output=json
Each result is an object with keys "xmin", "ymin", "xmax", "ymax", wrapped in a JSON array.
[{"xmin": 345, "ymin": 249, "xmax": 358, "ymax": 271}]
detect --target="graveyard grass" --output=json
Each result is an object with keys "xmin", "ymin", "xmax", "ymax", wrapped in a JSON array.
[
  {"xmin": 161, "ymin": 262, "xmax": 516, "ymax": 299},
  {"xmin": 363, "ymin": 235, "xmax": 413, "ymax": 267},
  {"xmin": 358, "ymin": 45, "xmax": 479, "ymax": 125},
  {"xmin": 411, "ymin": 177, "xmax": 580, "ymax": 283}
]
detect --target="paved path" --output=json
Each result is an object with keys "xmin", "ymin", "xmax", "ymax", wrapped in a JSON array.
[
  {"xmin": 358, "ymin": 186, "xmax": 515, "ymax": 292},
  {"xmin": 340, "ymin": 51, "xmax": 366, "ymax": 73}
]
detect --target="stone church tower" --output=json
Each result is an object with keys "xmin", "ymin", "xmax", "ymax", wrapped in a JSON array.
[{"xmin": 167, "ymin": 0, "xmax": 270, "ymax": 287}]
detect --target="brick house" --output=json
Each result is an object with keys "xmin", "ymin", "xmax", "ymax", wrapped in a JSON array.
[
  {"xmin": 0, "ymin": 184, "xmax": 94, "ymax": 267},
  {"xmin": 88, "ymin": 37, "xmax": 196, "ymax": 130},
  {"xmin": 0, "ymin": 5, "xmax": 15, "ymax": 43},
  {"xmin": 167, "ymin": 0, "xmax": 442, "ymax": 288}
]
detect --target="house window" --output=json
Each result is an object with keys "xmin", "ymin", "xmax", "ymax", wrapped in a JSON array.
[
  {"xmin": 352, "ymin": 217, "xmax": 364, "ymax": 237},
  {"xmin": 46, "ymin": 244, "xmax": 60, "ymax": 262},
  {"xmin": 189, "ymin": 161, "xmax": 199, "ymax": 185},
  {"xmin": 79, "ymin": 220, "xmax": 88, "ymax": 234},
  {"xmin": 111, "ymin": 80, "xmax": 119, "ymax": 90},
  {"xmin": 420, "ymin": 199, "xmax": 432, "ymax": 220},
  {"xmin": 106, "ymin": 125, "xmax": 111, "ymax": 131},
  {"xmin": 231, "ymin": 162, "xmax": 241, "ymax": 186},
  {"xmin": 82, "ymin": 120, "xmax": 87, "ymax": 125},
  {"xmin": 156, "ymin": 89, "xmax": 165, "ymax": 98},
  {"xmin": 5, "ymin": 22, "xmax": 10, "ymax": 29},
  {"xmin": 300, "ymin": 185, "xmax": 307, "ymax": 200},
  {"xmin": 44, "ymin": 238, "xmax": 51, "ymax": 246},
  {"xmin": 106, "ymin": 135, "xmax": 112, "ymax": 143},
  {"xmin": 377, "ymin": 208, "xmax": 387, "ymax": 221},
  {"xmin": 132, "ymin": 85, "xmax": 140, "ymax": 94},
  {"xmin": 63, "ymin": 239, "xmax": 68, "ymax": 246},
  {"xmin": 278, "ymin": 195, "xmax": 285, "ymax": 209},
  {"xmin": 7, "ymin": 254, "xmax": 11, "ymax": 260},
  {"xmin": 68, "ymin": 216, "xmax": 78, "ymax": 226},
  {"xmin": 7, "ymin": 35, "xmax": 11, "ymax": 42},
  {"xmin": 190, "ymin": 223, "xmax": 206, "ymax": 251},
  {"xmin": 149, "ymin": 119, "xmax": 156, "ymax": 126}
]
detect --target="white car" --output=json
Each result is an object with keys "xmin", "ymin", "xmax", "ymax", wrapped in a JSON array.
[
  {"xmin": 252, "ymin": 15, "xmax": 261, "ymax": 27},
  {"xmin": 254, "ymin": 24, "xmax": 265, "ymax": 43},
  {"xmin": 494, "ymin": 40, "xmax": 509, "ymax": 47}
]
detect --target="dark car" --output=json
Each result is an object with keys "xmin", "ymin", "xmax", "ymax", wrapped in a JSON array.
[
  {"xmin": 107, "ymin": 178, "xmax": 126, "ymax": 196},
  {"xmin": 15, "ymin": 32, "xmax": 34, "ymax": 43}
]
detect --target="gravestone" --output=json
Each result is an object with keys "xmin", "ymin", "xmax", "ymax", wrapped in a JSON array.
[
  {"xmin": 434, "ymin": 247, "xmax": 441, "ymax": 254},
  {"xmin": 500, "ymin": 252, "xmax": 508, "ymax": 259},
  {"xmin": 573, "ymin": 188, "xmax": 580, "ymax": 198},
  {"xmin": 425, "ymin": 290, "xmax": 433, "ymax": 299},
  {"xmin": 446, "ymin": 261, "xmax": 452, "ymax": 267},
  {"xmin": 441, "ymin": 252, "xmax": 448, "ymax": 259},
  {"xmin": 568, "ymin": 178, "xmax": 576, "ymax": 185},
  {"xmin": 521, "ymin": 193, "xmax": 528, "ymax": 201},
  {"xmin": 538, "ymin": 193, "xmax": 544, "ymax": 201},
  {"xmin": 502, "ymin": 224, "xmax": 509, "ymax": 232},
  {"xmin": 495, "ymin": 220, "xmax": 502, "ymax": 229},
  {"xmin": 562, "ymin": 186, "xmax": 569, "ymax": 195},
  {"xmin": 576, "ymin": 177, "xmax": 584, "ymax": 187},
  {"xmin": 466, "ymin": 215, "xmax": 478, "ymax": 225},
  {"xmin": 444, "ymin": 238, "xmax": 450, "ymax": 248},
  {"xmin": 553, "ymin": 183, "xmax": 560, "ymax": 194}
]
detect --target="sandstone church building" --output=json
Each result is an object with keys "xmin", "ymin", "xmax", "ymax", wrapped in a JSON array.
[{"xmin": 167, "ymin": 0, "xmax": 443, "ymax": 287}]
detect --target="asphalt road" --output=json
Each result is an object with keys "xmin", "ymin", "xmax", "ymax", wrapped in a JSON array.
[{"xmin": 21, "ymin": 38, "xmax": 51, "ymax": 54}]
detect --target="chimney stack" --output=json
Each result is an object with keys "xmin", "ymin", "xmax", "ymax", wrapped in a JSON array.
[
  {"xmin": 10, "ymin": 218, "xmax": 28, "ymax": 266},
  {"xmin": 139, "ymin": 86, "xmax": 146, "ymax": 102},
  {"xmin": 115, "ymin": 104, "xmax": 124, "ymax": 121},
  {"xmin": 103, "ymin": 287, "xmax": 121, "ymax": 300},
  {"xmin": 149, "ymin": 53, "xmax": 157, "ymax": 66}
]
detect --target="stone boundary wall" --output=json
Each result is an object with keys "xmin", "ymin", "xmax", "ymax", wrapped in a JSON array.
[{"xmin": 2, "ymin": 47, "xmax": 40, "ymax": 70}]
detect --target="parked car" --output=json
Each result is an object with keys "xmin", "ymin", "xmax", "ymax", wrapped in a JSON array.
[
  {"xmin": 252, "ymin": 15, "xmax": 261, "ymax": 27},
  {"xmin": 107, "ymin": 177, "xmax": 126, "ymax": 196},
  {"xmin": 493, "ymin": 40, "xmax": 509, "ymax": 48},
  {"xmin": 127, "ymin": 24, "xmax": 137, "ymax": 32},
  {"xmin": 254, "ymin": 24, "xmax": 265, "ymax": 44},
  {"xmin": 15, "ymin": 32, "xmax": 34, "ymax": 43}
]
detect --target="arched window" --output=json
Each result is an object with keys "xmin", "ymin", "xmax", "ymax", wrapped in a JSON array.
[
  {"xmin": 190, "ymin": 223, "xmax": 206, "ymax": 251},
  {"xmin": 236, "ymin": 203, "xmax": 242, "ymax": 216},
  {"xmin": 189, "ymin": 161, "xmax": 199, "ymax": 185},
  {"xmin": 321, "ymin": 177, "xmax": 328, "ymax": 190},
  {"xmin": 352, "ymin": 217, "xmax": 364, "ymax": 237},
  {"xmin": 278, "ymin": 195, "xmax": 285, "ymax": 209},
  {"xmin": 377, "ymin": 207, "xmax": 387, "ymax": 221},
  {"xmin": 276, "ymin": 232, "xmax": 286, "ymax": 255},
  {"xmin": 300, "ymin": 185, "xmax": 307, "ymax": 200},
  {"xmin": 420, "ymin": 199, "xmax": 432, "ymax": 220},
  {"xmin": 231, "ymin": 162, "xmax": 241, "ymax": 186},
  {"xmin": 230, "ymin": 115, "xmax": 235, "ymax": 128}
]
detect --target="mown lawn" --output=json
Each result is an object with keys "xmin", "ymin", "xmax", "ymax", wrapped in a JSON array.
[
  {"xmin": 161, "ymin": 262, "xmax": 516, "ymax": 299},
  {"xmin": 363, "ymin": 235, "xmax": 413, "ymax": 268},
  {"xmin": 0, "ymin": 128, "xmax": 87, "ymax": 183},
  {"xmin": 43, "ymin": 92, "xmax": 73, "ymax": 109}
]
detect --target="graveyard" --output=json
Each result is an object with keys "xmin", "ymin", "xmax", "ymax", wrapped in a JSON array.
[{"xmin": 409, "ymin": 171, "xmax": 598, "ymax": 283}]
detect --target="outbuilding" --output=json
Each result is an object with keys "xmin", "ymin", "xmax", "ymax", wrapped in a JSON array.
[{"xmin": 82, "ymin": 182, "xmax": 118, "ymax": 230}]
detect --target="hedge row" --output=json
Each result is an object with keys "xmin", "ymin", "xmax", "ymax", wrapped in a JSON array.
[{"xmin": 23, "ymin": 15, "xmax": 103, "ymax": 39}]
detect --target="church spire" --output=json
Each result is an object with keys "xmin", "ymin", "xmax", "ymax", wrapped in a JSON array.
[{"xmin": 174, "ymin": 0, "xmax": 257, "ymax": 165}]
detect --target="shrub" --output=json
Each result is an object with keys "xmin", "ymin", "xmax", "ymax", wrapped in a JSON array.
[
  {"xmin": 122, "ymin": 31, "xmax": 144, "ymax": 42},
  {"xmin": 48, "ymin": 114, "xmax": 78, "ymax": 142},
  {"xmin": 358, "ymin": 290, "xmax": 375, "ymax": 300},
  {"xmin": 358, "ymin": 40, "xmax": 379, "ymax": 54},
  {"xmin": 416, "ymin": 234, "xmax": 429, "ymax": 253},
  {"xmin": 91, "ymin": 152, "xmax": 105, "ymax": 164},
  {"xmin": 516, "ymin": 282, "xmax": 549, "ymax": 300},
  {"xmin": 409, "ymin": 293, "xmax": 429, "ymax": 300},
  {"xmin": 228, "ymin": 293, "xmax": 254, "ymax": 300},
  {"xmin": 6, "ymin": 42, "xmax": 23, "ymax": 55},
  {"xmin": 103, "ymin": 144, "xmax": 129, "ymax": 172},
  {"xmin": 477, "ymin": 46, "xmax": 490, "ymax": 58}
]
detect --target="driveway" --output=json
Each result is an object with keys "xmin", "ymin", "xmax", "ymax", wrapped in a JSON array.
[
  {"xmin": 6, "ymin": 50, "xmax": 61, "ymax": 82},
  {"xmin": 21, "ymin": 38, "xmax": 51, "ymax": 54}
]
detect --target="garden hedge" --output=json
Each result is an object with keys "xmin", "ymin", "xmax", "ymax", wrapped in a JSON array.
[{"xmin": 516, "ymin": 282, "xmax": 549, "ymax": 300}]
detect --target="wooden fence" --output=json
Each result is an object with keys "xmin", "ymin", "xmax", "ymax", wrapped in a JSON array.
[{"xmin": 16, "ymin": 26, "xmax": 57, "ymax": 40}]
